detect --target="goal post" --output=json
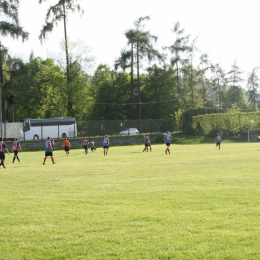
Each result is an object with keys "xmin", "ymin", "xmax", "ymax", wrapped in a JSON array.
[{"xmin": 248, "ymin": 128, "xmax": 260, "ymax": 142}]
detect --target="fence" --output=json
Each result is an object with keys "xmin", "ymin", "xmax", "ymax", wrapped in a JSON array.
[
  {"xmin": 1, "ymin": 122, "xmax": 24, "ymax": 139},
  {"xmin": 1, "ymin": 119, "xmax": 177, "ymax": 141},
  {"xmin": 77, "ymin": 119, "xmax": 177, "ymax": 138},
  {"xmin": 192, "ymin": 112, "xmax": 260, "ymax": 137}
]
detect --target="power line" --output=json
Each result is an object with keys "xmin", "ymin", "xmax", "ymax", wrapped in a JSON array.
[{"xmin": 4, "ymin": 88, "xmax": 178, "ymax": 105}]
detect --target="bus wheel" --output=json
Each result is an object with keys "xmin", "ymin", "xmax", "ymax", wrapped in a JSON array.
[
  {"xmin": 62, "ymin": 133, "xmax": 67, "ymax": 138},
  {"xmin": 33, "ymin": 135, "xmax": 39, "ymax": 140}
]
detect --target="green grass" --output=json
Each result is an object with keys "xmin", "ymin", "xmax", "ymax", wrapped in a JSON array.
[
  {"xmin": 167, "ymin": 133, "xmax": 248, "ymax": 144},
  {"xmin": 1, "ymin": 142, "xmax": 260, "ymax": 259}
]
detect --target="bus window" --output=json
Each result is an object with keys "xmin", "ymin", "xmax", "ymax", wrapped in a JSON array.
[{"xmin": 24, "ymin": 122, "xmax": 30, "ymax": 132}]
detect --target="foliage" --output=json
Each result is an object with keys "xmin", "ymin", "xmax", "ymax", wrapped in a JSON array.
[
  {"xmin": 39, "ymin": 0, "xmax": 84, "ymax": 117},
  {"xmin": 192, "ymin": 110, "xmax": 260, "ymax": 137},
  {"xmin": 246, "ymin": 67, "xmax": 260, "ymax": 109},
  {"xmin": 0, "ymin": 0, "xmax": 29, "ymax": 41},
  {"xmin": 142, "ymin": 65, "xmax": 178, "ymax": 119}
]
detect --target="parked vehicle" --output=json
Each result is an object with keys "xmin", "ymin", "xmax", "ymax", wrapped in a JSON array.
[
  {"xmin": 21, "ymin": 117, "xmax": 77, "ymax": 140},
  {"xmin": 119, "ymin": 128, "xmax": 139, "ymax": 135}
]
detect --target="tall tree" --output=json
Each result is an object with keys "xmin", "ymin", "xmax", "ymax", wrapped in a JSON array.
[
  {"xmin": 39, "ymin": 0, "xmax": 84, "ymax": 117},
  {"xmin": 125, "ymin": 16, "xmax": 164, "ymax": 125},
  {"xmin": 188, "ymin": 36, "xmax": 198, "ymax": 107},
  {"xmin": 211, "ymin": 64, "xmax": 227, "ymax": 109},
  {"xmin": 164, "ymin": 22, "xmax": 190, "ymax": 97},
  {"xmin": 50, "ymin": 39, "xmax": 94, "ymax": 119},
  {"xmin": 246, "ymin": 67, "xmax": 260, "ymax": 109},
  {"xmin": 226, "ymin": 61, "xmax": 245, "ymax": 108},
  {"xmin": 0, "ymin": 0, "xmax": 29, "ymax": 124},
  {"xmin": 0, "ymin": 0, "xmax": 29, "ymax": 41},
  {"xmin": 197, "ymin": 53, "xmax": 211, "ymax": 107}
]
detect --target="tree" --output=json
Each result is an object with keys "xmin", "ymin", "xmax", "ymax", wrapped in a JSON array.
[
  {"xmin": 2, "ymin": 54, "xmax": 28, "ymax": 121},
  {"xmin": 187, "ymin": 36, "xmax": 199, "ymax": 107},
  {"xmin": 39, "ymin": 0, "xmax": 84, "ymax": 116},
  {"xmin": 142, "ymin": 65, "xmax": 178, "ymax": 119},
  {"xmin": 8, "ymin": 57, "xmax": 67, "ymax": 119},
  {"xmin": 0, "ymin": 0, "xmax": 29, "ymax": 124},
  {"xmin": 0, "ymin": 0, "xmax": 29, "ymax": 41},
  {"xmin": 246, "ymin": 67, "xmax": 260, "ymax": 109},
  {"xmin": 164, "ymin": 22, "xmax": 190, "ymax": 97},
  {"xmin": 89, "ymin": 65, "xmax": 131, "ymax": 120},
  {"xmin": 225, "ymin": 61, "xmax": 246, "ymax": 109},
  {"xmin": 114, "ymin": 49, "xmax": 132, "ymax": 74},
  {"xmin": 125, "ymin": 16, "xmax": 164, "ymax": 125},
  {"xmin": 50, "ymin": 39, "xmax": 94, "ymax": 119},
  {"xmin": 210, "ymin": 64, "xmax": 227, "ymax": 109},
  {"xmin": 197, "ymin": 53, "xmax": 211, "ymax": 107}
]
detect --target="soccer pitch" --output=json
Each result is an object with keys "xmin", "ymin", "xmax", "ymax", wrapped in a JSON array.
[{"xmin": 1, "ymin": 143, "xmax": 260, "ymax": 259}]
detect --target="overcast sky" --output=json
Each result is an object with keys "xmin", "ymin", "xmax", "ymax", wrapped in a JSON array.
[{"xmin": 2, "ymin": 0, "xmax": 260, "ymax": 80}]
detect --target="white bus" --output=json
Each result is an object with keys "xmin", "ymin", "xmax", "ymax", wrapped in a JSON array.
[{"xmin": 22, "ymin": 117, "xmax": 77, "ymax": 140}]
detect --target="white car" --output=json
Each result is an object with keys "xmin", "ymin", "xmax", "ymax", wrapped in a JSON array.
[{"xmin": 119, "ymin": 128, "xmax": 139, "ymax": 135}]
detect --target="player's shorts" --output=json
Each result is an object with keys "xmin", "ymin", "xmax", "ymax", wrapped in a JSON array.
[
  {"xmin": 83, "ymin": 145, "xmax": 88, "ymax": 150},
  {"xmin": 145, "ymin": 143, "xmax": 149, "ymax": 147},
  {"xmin": 166, "ymin": 143, "xmax": 171, "ymax": 146},
  {"xmin": 91, "ymin": 147, "xmax": 95, "ymax": 151},
  {"xmin": 0, "ymin": 151, "xmax": 5, "ymax": 160},
  {"xmin": 216, "ymin": 142, "xmax": 221, "ymax": 145},
  {"xmin": 13, "ymin": 150, "xmax": 19, "ymax": 156},
  {"xmin": 64, "ymin": 146, "xmax": 70, "ymax": 151},
  {"xmin": 103, "ymin": 146, "xmax": 109, "ymax": 149},
  {"xmin": 45, "ymin": 151, "xmax": 53, "ymax": 157}
]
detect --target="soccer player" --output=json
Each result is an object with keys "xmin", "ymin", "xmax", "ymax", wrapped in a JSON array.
[
  {"xmin": 0, "ymin": 137, "xmax": 9, "ymax": 168},
  {"xmin": 81, "ymin": 137, "xmax": 89, "ymax": 154},
  {"xmin": 12, "ymin": 138, "xmax": 22, "ymax": 163},
  {"xmin": 215, "ymin": 131, "xmax": 223, "ymax": 150},
  {"xmin": 90, "ymin": 141, "xmax": 96, "ymax": 152},
  {"xmin": 148, "ymin": 136, "xmax": 152, "ymax": 152},
  {"xmin": 43, "ymin": 136, "xmax": 55, "ymax": 165},
  {"xmin": 164, "ymin": 131, "xmax": 172, "ymax": 155},
  {"xmin": 143, "ymin": 135, "xmax": 150, "ymax": 152},
  {"xmin": 103, "ymin": 135, "xmax": 110, "ymax": 156},
  {"xmin": 62, "ymin": 138, "xmax": 70, "ymax": 156},
  {"xmin": 50, "ymin": 138, "xmax": 55, "ymax": 150}
]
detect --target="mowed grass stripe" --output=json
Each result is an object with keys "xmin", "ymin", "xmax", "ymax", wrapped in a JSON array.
[{"xmin": 0, "ymin": 143, "xmax": 260, "ymax": 259}]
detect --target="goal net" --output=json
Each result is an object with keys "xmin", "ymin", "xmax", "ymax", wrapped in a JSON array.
[{"xmin": 248, "ymin": 128, "xmax": 260, "ymax": 142}]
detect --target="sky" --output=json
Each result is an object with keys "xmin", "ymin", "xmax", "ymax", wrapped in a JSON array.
[{"xmin": 2, "ymin": 0, "xmax": 260, "ymax": 80}]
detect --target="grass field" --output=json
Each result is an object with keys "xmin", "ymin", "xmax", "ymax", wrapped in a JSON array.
[{"xmin": 1, "ymin": 142, "xmax": 260, "ymax": 260}]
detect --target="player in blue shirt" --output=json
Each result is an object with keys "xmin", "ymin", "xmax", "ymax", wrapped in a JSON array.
[
  {"xmin": 103, "ymin": 135, "xmax": 110, "ymax": 156},
  {"xmin": 43, "ymin": 137, "xmax": 55, "ymax": 165},
  {"xmin": 215, "ymin": 131, "xmax": 223, "ymax": 150},
  {"xmin": 164, "ymin": 131, "xmax": 172, "ymax": 155}
]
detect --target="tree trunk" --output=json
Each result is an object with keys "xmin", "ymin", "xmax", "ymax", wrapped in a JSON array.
[
  {"xmin": 62, "ymin": 2, "xmax": 72, "ymax": 117},
  {"xmin": 136, "ymin": 41, "xmax": 142, "ymax": 131},
  {"xmin": 130, "ymin": 43, "xmax": 134, "ymax": 120}
]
